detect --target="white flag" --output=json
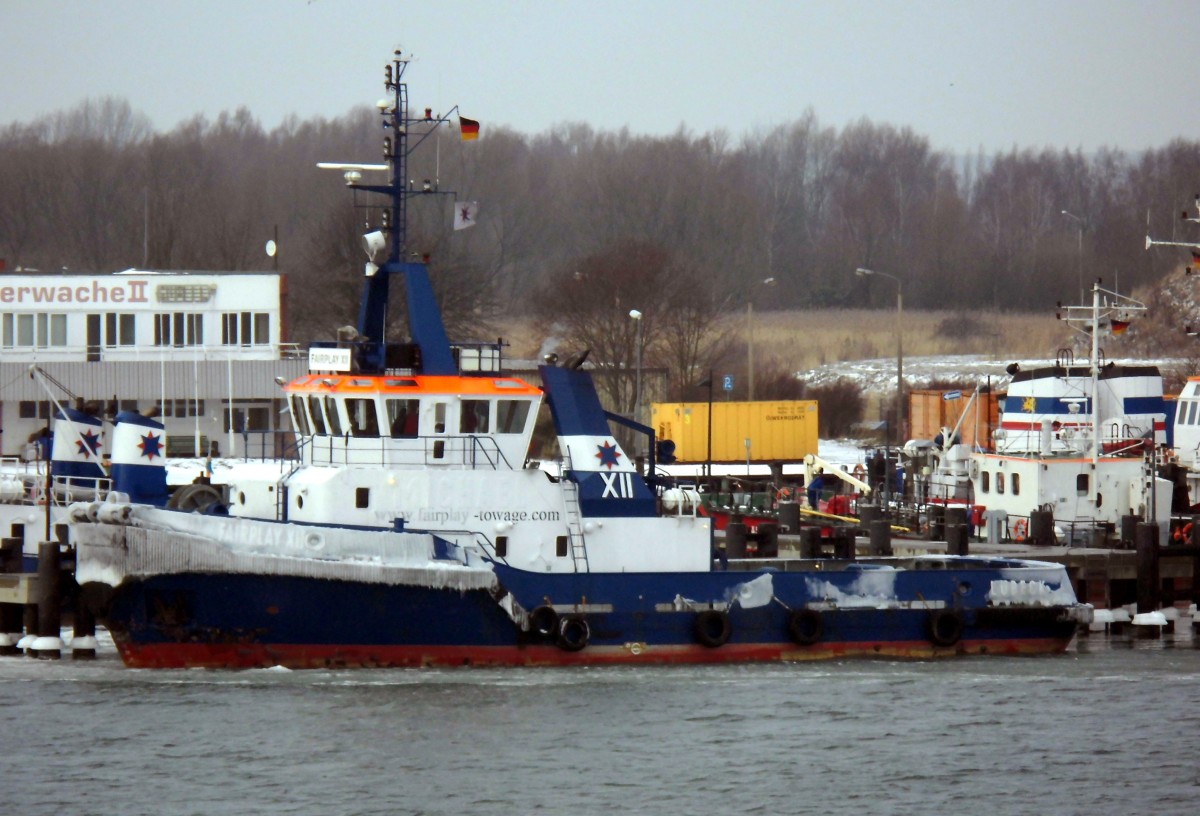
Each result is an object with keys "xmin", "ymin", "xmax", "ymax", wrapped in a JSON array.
[{"xmin": 453, "ymin": 201, "xmax": 479, "ymax": 230}]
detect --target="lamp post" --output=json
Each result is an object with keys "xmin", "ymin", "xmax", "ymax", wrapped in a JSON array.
[
  {"xmin": 747, "ymin": 277, "xmax": 776, "ymax": 401},
  {"xmin": 629, "ymin": 309, "xmax": 644, "ymax": 425},
  {"xmin": 855, "ymin": 266, "xmax": 904, "ymax": 461},
  {"xmin": 698, "ymin": 371, "xmax": 714, "ymax": 479},
  {"xmin": 1061, "ymin": 210, "xmax": 1084, "ymax": 303}
]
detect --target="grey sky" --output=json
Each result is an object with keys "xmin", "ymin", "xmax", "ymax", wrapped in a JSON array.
[{"xmin": 2, "ymin": 0, "xmax": 1197, "ymax": 154}]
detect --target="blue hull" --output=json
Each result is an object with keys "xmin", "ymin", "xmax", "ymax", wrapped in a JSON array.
[{"xmin": 99, "ymin": 560, "xmax": 1081, "ymax": 668}]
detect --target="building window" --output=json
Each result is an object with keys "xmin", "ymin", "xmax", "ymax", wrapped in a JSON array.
[
  {"xmin": 106, "ymin": 313, "xmax": 135, "ymax": 347},
  {"xmin": 222, "ymin": 312, "xmax": 270, "ymax": 346},
  {"xmin": 155, "ymin": 312, "xmax": 201, "ymax": 347},
  {"xmin": 154, "ymin": 399, "xmax": 206, "ymax": 418},
  {"xmin": 3, "ymin": 313, "xmax": 68, "ymax": 348}
]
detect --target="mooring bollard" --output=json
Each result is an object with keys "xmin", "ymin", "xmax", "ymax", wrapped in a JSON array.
[
  {"xmin": 1135, "ymin": 522, "xmax": 1160, "ymax": 616},
  {"xmin": 72, "ymin": 601, "xmax": 98, "ymax": 660},
  {"xmin": 0, "ymin": 537, "xmax": 23, "ymax": 655},
  {"xmin": 777, "ymin": 500, "xmax": 800, "ymax": 533},
  {"xmin": 832, "ymin": 527, "xmax": 855, "ymax": 559},
  {"xmin": 725, "ymin": 522, "xmax": 748, "ymax": 559},
  {"xmin": 33, "ymin": 541, "xmax": 62, "ymax": 660},
  {"xmin": 868, "ymin": 518, "xmax": 892, "ymax": 556},
  {"xmin": 928, "ymin": 504, "xmax": 945, "ymax": 542},
  {"xmin": 1030, "ymin": 509, "xmax": 1055, "ymax": 546},
  {"xmin": 800, "ymin": 527, "xmax": 822, "ymax": 559},
  {"xmin": 756, "ymin": 523, "xmax": 780, "ymax": 558},
  {"xmin": 1120, "ymin": 514, "xmax": 1141, "ymax": 548},
  {"xmin": 946, "ymin": 522, "xmax": 970, "ymax": 556}
]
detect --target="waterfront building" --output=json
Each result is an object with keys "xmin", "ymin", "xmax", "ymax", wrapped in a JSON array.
[{"xmin": 0, "ymin": 269, "xmax": 307, "ymax": 459}]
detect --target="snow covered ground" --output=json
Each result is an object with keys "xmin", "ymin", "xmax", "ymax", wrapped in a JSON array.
[{"xmin": 798, "ymin": 353, "xmax": 1182, "ymax": 392}]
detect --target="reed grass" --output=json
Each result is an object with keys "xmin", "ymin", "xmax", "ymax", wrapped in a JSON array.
[{"xmin": 499, "ymin": 309, "xmax": 1072, "ymax": 370}]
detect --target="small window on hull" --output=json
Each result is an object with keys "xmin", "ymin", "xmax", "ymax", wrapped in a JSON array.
[{"xmin": 355, "ymin": 487, "xmax": 369, "ymax": 508}]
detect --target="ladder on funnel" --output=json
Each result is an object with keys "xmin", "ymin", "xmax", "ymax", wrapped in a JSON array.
[{"xmin": 559, "ymin": 452, "xmax": 589, "ymax": 572}]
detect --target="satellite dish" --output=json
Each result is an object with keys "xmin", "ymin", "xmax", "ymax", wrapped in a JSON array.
[{"xmin": 265, "ymin": 239, "xmax": 277, "ymax": 258}]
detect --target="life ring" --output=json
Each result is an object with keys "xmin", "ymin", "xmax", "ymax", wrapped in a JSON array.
[
  {"xmin": 852, "ymin": 464, "xmax": 867, "ymax": 480},
  {"xmin": 787, "ymin": 608, "xmax": 823, "ymax": 646},
  {"xmin": 1173, "ymin": 522, "xmax": 1193, "ymax": 543},
  {"xmin": 694, "ymin": 609, "xmax": 732, "ymax": 648},
  {"xmin": 927, "ymin": 609, "xmax": 965, "ymax": 648},
  {"xmin": 556, "ymin": 616, "xmax": 590, "ymax": 652},
  {"xmin": 776, "ymin": 487, "xmax": 793, "ymax": 502},
  {"xmin": 528, "ymin": 605, "xmax": 559, "ymax": 639},
  {"xmin": 1012, "ymin": 518, "xmax": 1028, "ymax": 543}
]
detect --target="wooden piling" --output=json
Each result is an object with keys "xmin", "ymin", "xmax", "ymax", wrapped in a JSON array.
[
  {"xmin": 1135, "ymin": 522, "xmax": 1160, "ymax": 614},
  {"xmin": 33, "ymin": 541, "xmax": 62, "ymax": 659}
]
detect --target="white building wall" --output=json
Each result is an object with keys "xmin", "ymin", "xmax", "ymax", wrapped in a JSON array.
[{"xmin": 0, "ymin": 270, "xmax": 300, "ymax": 459}]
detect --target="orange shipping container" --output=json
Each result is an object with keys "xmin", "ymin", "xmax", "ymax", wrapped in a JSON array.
[
  {"xmin": 908, "ymin": 389, "xmax": 1000, "ymax": 451},
  {"xmin": 651, "ymin": 400, "xmax": 819, "ymax": 463}
]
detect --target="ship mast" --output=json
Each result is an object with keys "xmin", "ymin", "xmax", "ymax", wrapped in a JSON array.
[
  {"xmin": 318, "ymin": 50, "xmax": 458, "ymax": 376},
  {"xmin": 1059, "ymin": 282, "xmax": 1147, "ymax": 504}
]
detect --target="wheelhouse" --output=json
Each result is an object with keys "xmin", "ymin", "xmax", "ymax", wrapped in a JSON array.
[{"xmin": 282, "ymin": 374, "xmax": 543, "ymax": 470}]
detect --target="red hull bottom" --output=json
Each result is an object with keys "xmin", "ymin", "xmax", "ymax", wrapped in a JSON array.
[{"xmin": 114, "ymin": 636, "xmax": 1075, "ymax": 670}]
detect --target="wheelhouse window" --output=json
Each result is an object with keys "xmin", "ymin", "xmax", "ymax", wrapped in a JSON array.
[
  {"xmin": 324, "ymin": 396, "xmax": 344, "ymax": 436},
  {"xmin": 496, "ymin": 399, "xmax": 532, "ymax": 434},
  {"xmin": 307, "ymin": 395, "xmax": 327, "ymax": 435},
  {"xmin": 386, "ymin": 398, "xmax": 420, "ymax": 437},
  {"xmin": 346, "ymin": 398, "xmax": 380, "ymax": 437},
  {"xmin": 460, "ymin": 399, "xmax": 490, "ymax": 433},
  {"xmin": 290, "ymin": 396, "xmax": 311, "ymax": 436}
]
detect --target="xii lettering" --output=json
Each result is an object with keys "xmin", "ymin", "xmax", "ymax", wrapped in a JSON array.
[{"xmin": 600, "ymin": 471, "xmax": 634, "ymax": 498}]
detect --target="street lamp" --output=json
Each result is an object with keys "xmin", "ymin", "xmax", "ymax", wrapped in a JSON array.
[
  {"xmin": 747, "ymin": 276, "xmax": 776, "ymax": 401},
  {"xmin": 629, "ymin": 309, "xmax": 644, "ymax": 425},
  {"xmin": 1061, "ymin": 210, "xmax": 1084, "ymax": 303},
  {"xmin": 697, "ymin": 371, "xmax": 714, "ymax": 479},
  {"xmin": 855, "ymin": 266, "xmax": 904, "ymax": 447}
]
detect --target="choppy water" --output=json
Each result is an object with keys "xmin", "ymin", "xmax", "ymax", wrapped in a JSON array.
[{"xmin": 4, "ymin": 629, "xmax": 1199, "ymax": 816}]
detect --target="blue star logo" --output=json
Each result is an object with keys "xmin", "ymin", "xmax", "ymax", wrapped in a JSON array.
[
  {"xmin": 75, "ymin": 430, "xmax": 102, "ymax": 459},
  {"xmin": 595, "ymin": 440, "xmax": 622, "ymax": 469},
  {"xmin": 139, "ymin": 432, "xmax": 163, "ymax": 460}
]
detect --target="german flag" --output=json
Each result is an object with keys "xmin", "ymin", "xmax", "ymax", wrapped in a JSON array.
[
  {"xmin": 1111, "ymin": 319, "xmax": 1131, "ymax": 335},
  {"xmin": 459, "ymin": 116, "xmax": 480, "ymax": 141}
]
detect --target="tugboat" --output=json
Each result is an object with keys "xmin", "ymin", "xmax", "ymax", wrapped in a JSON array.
[
  {"xmin": 70, "ymin": 50, "xmax": 1091, "ymax": 668},
  {"xmin": 967, "ymin": 286, "xmax": 1171, "ymax": 544}
]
